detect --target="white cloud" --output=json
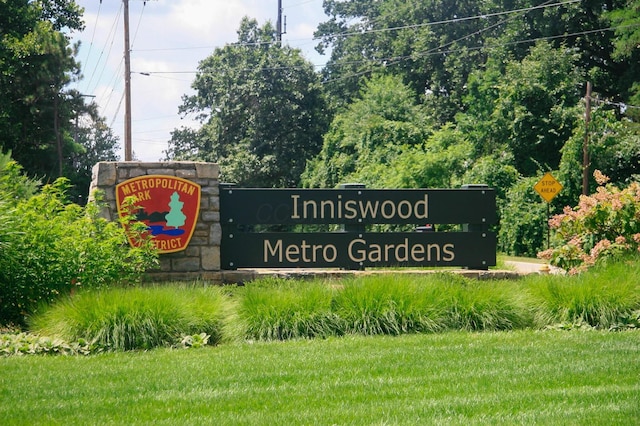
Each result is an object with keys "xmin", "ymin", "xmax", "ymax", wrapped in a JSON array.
[{"xmin": 164, "ymin": 0, "xmax": 259, "ymax": 41}]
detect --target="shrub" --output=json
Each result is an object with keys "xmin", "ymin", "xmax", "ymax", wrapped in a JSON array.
[
  {"xmin": 0, "ymin": 153, "xmax": 40, "ymax": 326},
  {"xmin": 0, "ymin": 177, "xmax": 158, "ymax": 326},
  {"xmin": 538, "ymin": 170, "xmax": 640, "ymax": 273},
  {"xmin": 29, "ymin": 286, "xmax": 227, "ymax": 351},
  {"xmin": 1, "ymin": 332, "xmax": 96, "ymax": 356},
  {"xmin": 238, "ymin": 274, "xmax": 530, "ymax": 339},
  {"xmin": 7, "ymin": 259, "xmax": 640, "ymax": 355},
  {"xmin": 0, "ymin": 152, "xmax": 39, "ymax": 202}
]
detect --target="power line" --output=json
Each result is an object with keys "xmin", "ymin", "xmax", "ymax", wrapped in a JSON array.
[
  {"xmin": 80, "ymin": 0, "xmax": 102, "ymax": 79},
  {"xmin": 130, "ymin": 23, "xmax": 639, "ymax": 78},
  {"xmin": 129, "ymin": 1, "xmax": 147, "ymax": 50},
  {"xmin": 82, "ymin": 2, "xmax": 123, "ymax": 96},
  {"xmin": 109, "ymin": 92, "xmax": 125, "ymax": 128},
  {"xmin": 312, "ymin": 0, "xmax": 582, "ymax": 87},
  {"xmin": 130, "ymin": 0, "xmax": 580, "ymax": 54},
  {"xmin": 330, "ymin": 0, "xmax": 581, "ymax": 38},
  {"xmin": 287, "ymin": 0, "xmax": 316, "ymax": 8},
  {"xmin": 367, "ymin": 0, "xmax": 562, "ymax": 79},
  {"xmin": 323, "ymin": 0, "xmax": 636, "ymax": 86},
  {"xmin": 593, "ymin": 97, "xmax": 640, "ymax": 111},
  {"xmin": 101, "ymin": 59, "xmax": 124, "ymax": 112}
]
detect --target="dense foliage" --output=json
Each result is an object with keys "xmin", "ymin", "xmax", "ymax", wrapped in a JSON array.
[
  {"xmin": 316, "ymin": 0, "xmax": 637, "ymax": 119},
  {"xmin": 162, "ymin": 1, "xmax": 640, "ymax": 256},
  {"xmin": 498, "ymin": 176, "xmax": 548, "ymax": 256},
  {"xmin": 0, "ymin": 155, "xmax": 157, "ymax": 326}
]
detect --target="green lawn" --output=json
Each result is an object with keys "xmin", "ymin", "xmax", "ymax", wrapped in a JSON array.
[{"xmin": 2, "ymin": 330, "xmax": 639, "ymax": 425}]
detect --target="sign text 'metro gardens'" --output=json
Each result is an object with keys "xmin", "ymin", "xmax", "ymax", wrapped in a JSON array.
[{"xmin": 221, "ymin": 187, "xmax": 497, "ymax": 270}]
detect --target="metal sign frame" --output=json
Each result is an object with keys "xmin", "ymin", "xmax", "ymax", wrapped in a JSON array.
[{"xmin": 220, "ymin": 187, "xmax": 497, "ymax": 270}]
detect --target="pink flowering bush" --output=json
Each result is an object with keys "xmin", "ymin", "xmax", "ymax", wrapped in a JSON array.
[{"xmin": 538, "ymin": 170, "xmax": 640, "ymax": 274}]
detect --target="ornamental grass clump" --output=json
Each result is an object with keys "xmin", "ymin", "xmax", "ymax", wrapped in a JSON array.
[
  {"xmin": 525, "ymin": 260, "xmax": 640, "ymax": 329},
  {"xmin": 538, "ymin": 170, "xmax": 640, "ymax": 274},
  {"xmin": 29, "ymin": 286, "xmax": 227, "ymax": 351},
  {"xmin": 237, "ymin": 277, "xmax": 343, "ymax": 340},
  {"xmin": 438, "ymin": 274, "xmax": 530, "ymax": 331},
  {"xmin": 331, "ymin": 274, "xmax": 448, "ymax": 335}
]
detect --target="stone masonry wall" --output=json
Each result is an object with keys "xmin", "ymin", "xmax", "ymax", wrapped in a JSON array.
[{"xmin": 89, "ymin": 161, "xmax": 222, "ymax": 282}]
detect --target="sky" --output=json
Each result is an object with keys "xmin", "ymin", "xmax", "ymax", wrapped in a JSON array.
[{"xmin": 69, "ymin": 0, "xmax": 329, "ymax": 161}]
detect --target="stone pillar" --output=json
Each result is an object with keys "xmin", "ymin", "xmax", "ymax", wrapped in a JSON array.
[{"xmin": 89, "ymin": 161, "xmax": 222, "ymax": 282}]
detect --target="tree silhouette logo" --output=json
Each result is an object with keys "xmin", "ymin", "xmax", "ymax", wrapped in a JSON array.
[
  {"xmin": 116, "ymin": 175, "xmax": 201, "ymax": 253},
  {"xmin": 166, "ymin": 192, "xmax": 187, "ymax": 228}
]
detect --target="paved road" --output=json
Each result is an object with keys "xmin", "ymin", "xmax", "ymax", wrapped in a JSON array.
[{"xmin": 504, "ymin": 260, "xmax": 563, "ymax": 275}]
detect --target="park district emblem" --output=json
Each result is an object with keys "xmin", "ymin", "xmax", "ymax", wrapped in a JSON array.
[{"xmin": 116, "ymin": 175, "xmax": 201, "ymax": 253}]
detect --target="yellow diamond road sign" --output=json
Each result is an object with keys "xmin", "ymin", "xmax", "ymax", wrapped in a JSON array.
[{"xmin": 534, "ymin": 172, "xmax": 563, "ymax": 203}]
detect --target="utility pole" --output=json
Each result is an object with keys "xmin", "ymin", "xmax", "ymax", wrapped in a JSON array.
[
  {"xmin": 276, "ymin": 0, "xmax": 285, "ymax": 43},
  {"xmin": 123, "ymin": 0, "xmax": 132, "ymax": 161},
  {"xmin": 582, "ymin": 81, "xmax": 592, "ymax": 195}
]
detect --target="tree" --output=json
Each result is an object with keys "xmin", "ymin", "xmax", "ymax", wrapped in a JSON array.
[
  {"xmin": 460, "ymin": 152, "xmax": 520, "ymax": 205},
  {"xmin": 316, "ymin": 1, "xmax": 634, "ymax": 124},
  {"xmin": 316, "ymin": 0, "xmax": 489, "ymax": 122},
  {"xmin": 307, "ymin": 0, "xmax": 639, "ymax": 255},
  {"xmin": 376, "ymin": 124, "xmax": 474, "ymax": 190},
  {"xmin": 302, "ymin": 74, "xmax": 431, "ymax": 188},
  {"xmin": 607, "ymin": 0, "xmax": 640, "ymax": 122},
  {"xmin": 0, "ymin": 0, "xmax": 86, "ymax": 182},
  {"xmin": 301, "ymin": 74, "xmax": 473, "ymax": 189},
  {"xmin": 558, "ymin": 107, "xmax": 640, "ymax": 207},
  {"xmin": 608, "ymin": 0, "xmax": 640, "ymax": 58},
  {"xmin": 166, "ymin": 18, "xmax": 330, "ymax": 188},
  {"xmin": 490, "ymin": 0, "xmax": 628, "ymax": 98},
  {"xmin": 498, "ymin": 176, "xmax": 548, "ymax": 257},
  {"xmin": 458, "ymin": 42, "xmax": 583, "ymax": 176}
]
